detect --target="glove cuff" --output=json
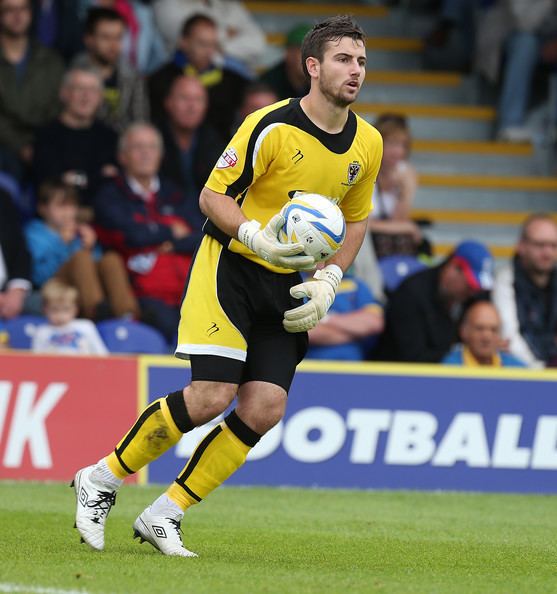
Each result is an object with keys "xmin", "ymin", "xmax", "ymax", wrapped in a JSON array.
[
  {"xmin": 314, "ymin": 264, "xmax": 343, "ymax": 292},
  {"xmin": 238, "ymin": 220, "xmax": 261, "ymax": 252}
]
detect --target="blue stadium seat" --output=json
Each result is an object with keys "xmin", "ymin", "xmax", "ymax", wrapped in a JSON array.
[
  {"xmin": 4, "ymin": 315, "xmax": 47, "ymax": 349},
  {"xmin": 96, "ymin": 319, "xmax": 169, "ymax": 354},
  {"xmin": 379, "ymin": 255, "xmax": 427, "ymax": 293}
]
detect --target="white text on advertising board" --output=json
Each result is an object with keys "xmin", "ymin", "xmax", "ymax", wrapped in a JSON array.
[
  {"xmin": 0, "ymin": 381, "xmax": 66, "ymax": 469},
  {"xmin": 176, "ymin": 407, "xmax": 557, "ymax": 469}
]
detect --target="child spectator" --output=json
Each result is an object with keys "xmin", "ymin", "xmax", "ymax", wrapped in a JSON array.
[
  {"xmin": 24, "ymin": 178, "xmax": 140, "ymax": 319},
  {"xmin": 32, "ymin": 278, "xmax": 108, "ymax": 354}
]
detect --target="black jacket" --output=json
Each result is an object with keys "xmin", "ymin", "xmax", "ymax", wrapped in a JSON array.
[
  {"xmin": 377, "ymin": 264, "xmax": 459, "ymax": 362},
  {"xmin": 159, "ymin": 120, "xmax": 224, "ymax": 230},
  {"xmin": 513, "ymin": 256, "xmax": 557, "ymax": 362},
  {"xmin": 0, "ymin": 190, "xmax": 31, "ymax": 290}
]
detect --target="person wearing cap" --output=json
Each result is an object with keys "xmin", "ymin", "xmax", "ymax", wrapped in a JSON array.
[
  {"xmin": 442, "ymin": 301, "xmax": 526, "ymax": 367},
  {"xmin": 375, "ymin": 240, "xmax": 494, "ymax": 363},
  {"xmin": 259, "ymin": 23, "xmax": 311, "ymax": 100},
  {"xmin": 493, "ymin": 213, "xmax": 557, "ymax": 368}
]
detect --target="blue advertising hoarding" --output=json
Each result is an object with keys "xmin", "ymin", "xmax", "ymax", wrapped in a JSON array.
[{"xmin": 139, "ymin": 358, "xmax": 557, "ymax": 493}]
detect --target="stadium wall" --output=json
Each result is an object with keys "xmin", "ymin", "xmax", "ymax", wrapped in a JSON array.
[{"xmin": 1, "ymin": 352, "xmax": 557, "ymax": 493}]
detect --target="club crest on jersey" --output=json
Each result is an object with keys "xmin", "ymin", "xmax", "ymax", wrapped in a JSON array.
[
  {"xmin": 346, "ymin": 161, "xmax": 361, "ymax": 185},
  {"xmin": 216, "ymin": 147, "xmax": 238, "ymax": 169}
]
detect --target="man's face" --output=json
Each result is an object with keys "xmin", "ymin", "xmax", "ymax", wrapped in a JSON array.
[
  {"xmin": 461, "ymin": 303, "xmax": 501, "ymax": 362},
  {"xmin": 119, "ymin": 127, "xmax": 162, "ymax": 179},
  {"xmin": 85, "ymin": 19, "xmax": 125, "ymax": 66},
  {"xmin": 165, "ymin": 77, "xmax": 208, "ymax": 131},
  {"xmin": 313, "ymin": 36, "xmax": 366, "ymax": 108},
  {"xmin": 0, "ymin": 0, "xmax": 31, "ymax": 37},
  {"xmin": 180, "ymin": 22, "xmax": 219, "ymax": 72},
  {"xmin": 440, "ymin": 259, "xmax": 477, "ymax": 303},
  {"xmin": 61, "ymin": 71, "xmax": 103, "ymax": 120},
  {"xmin": 518, "ymin": 219, "xmax": 557, "ymax": 276},
  {"xmin": 239, "ymin": 90, "xmax": 277, "ymax": 120}
]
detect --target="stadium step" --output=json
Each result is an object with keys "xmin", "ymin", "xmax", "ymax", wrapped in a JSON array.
[
  {"xmin": 249, "ymin": 2, "xmax": 434, "ymax": 37},
  {"xmin": 356, "ymin": 103, "xmax": 495, "ymax": 140},
  {"xmin": 411, "ymin": 140, "xmax": 542, "ymax": 176},
  {"xmin": 358, "ymin": 71, "xmax": 473, "ymax": 104}
]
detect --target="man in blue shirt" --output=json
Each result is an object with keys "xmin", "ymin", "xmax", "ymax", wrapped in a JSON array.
[
  {"xmin": 306, "ymin": 272, "xmax": 384, "ymax": 361},
  {"xmin": 443, "ymin": 300, "xmax": 526, "ymax": 367}
]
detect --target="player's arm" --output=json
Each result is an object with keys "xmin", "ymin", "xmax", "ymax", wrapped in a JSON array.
[
  {"xmin": 326, "ymin": 218, "xmax": 368, "ymax": 273},
  {"xmin": 283, "ymin": 219, "xmax": 369, "ymax": 333},
  {"xmin": 200, "ymin": 186, "xmax": 316, "ymax": 270}
]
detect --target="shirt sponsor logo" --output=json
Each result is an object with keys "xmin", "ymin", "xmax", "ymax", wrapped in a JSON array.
[{"xmin": 216, "ymin": 147, "xmax": 239, "ymax": 169}]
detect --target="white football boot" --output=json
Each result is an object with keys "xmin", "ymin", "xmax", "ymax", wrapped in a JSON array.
[
  {"xmin": 133, "ymin": 506, "xmax": 198, "ymax": 557},
  {"xmin": 71, "ymin": 465, "xmax": 117, "ymax": 551}
]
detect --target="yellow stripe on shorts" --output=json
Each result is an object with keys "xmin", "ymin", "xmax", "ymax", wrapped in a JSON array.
[{"xmin": 175, "ymin": 236, "xmax": 247, "ymax": 361}]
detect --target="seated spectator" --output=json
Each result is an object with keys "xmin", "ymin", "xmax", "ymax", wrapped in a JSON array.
[
  {"xmin": 72, "ymin": 6, "xmax": 148, "ymax": 132},
  {"xmin": 0, "ymin": 188, "xmax": 31, "ymax": 319},
  {"xmin": 31, "ymin": 0, "xmax": 83, "ymax": 62},
  {"xmin": 153, "ymin": 0, "xmax": 266, "ymax": 74},
  {"xmin": 148, "ymin": 13, "xmax": 249, "ymax": 140},
  {"xmin": 376, "ymin": 240, "xmax": 494, "ymax": 363},
  {"xmin": 306, "ymin": 272, "xmax": 384, "ymax": 361},
  {"xmin": 78, "ymin": 0, "xmax": 167, "ymax": 74},
  {"xmin": 233, "ymin": 81, "xmax": 278, "ymax": 131},
  {"xmin": 443, "ymin": 300, "xmax": 526, "ymax": 367},
  {"xmin": 493, "ymin": 213, "xmax": 557, "ymax": 367},
  {"xmin": 24, "ymin": 178, "xmax": 140, "ymax": 319},
  {"xmin": 259, "ymin": 23, "xmax": 310, "ymax": 100},
  {"xmin": 475, "ymin": 0, "xmax": 557, "ymax": 142},
  {"xmin": 94, "ymin": 122, "xmax": 201, "ymax": 343},
  {"xmin": 367, "ymin": 114, "xmax": 427, "ymax": 260},
  {"xmin": 33, "ymin": 66, "xmax": 118, "ymax": 211},
  {"xmin": 158, "ymin": 75, "xmax": 224, "ymax": 230},
  {"xmin": 0, "ymin": 0, "xmax": 64, "ymax": 179},
  {"xmin": 32, "ymin": 278, "xmax": 108, "ymax": 354}
]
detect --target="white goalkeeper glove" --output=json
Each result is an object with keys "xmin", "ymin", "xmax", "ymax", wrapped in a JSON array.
[
  {"xmin": 238, "ymin": 214, "xmax": 316, "ymax": 271},
  {"xmin": 283, "ymin": 264, "xmax": 343, "ymax": 333}
]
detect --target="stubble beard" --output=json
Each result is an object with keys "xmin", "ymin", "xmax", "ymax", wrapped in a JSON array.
[{"xmin": 318, "ymin": 77, "xmax": 358, "ymax": 109}]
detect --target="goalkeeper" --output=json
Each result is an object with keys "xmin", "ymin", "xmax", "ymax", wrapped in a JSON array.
[{"xmin": 72, "ymin": 14, "xmax": 382, "ymax": 557}]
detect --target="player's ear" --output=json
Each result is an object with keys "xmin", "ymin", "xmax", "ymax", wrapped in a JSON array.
[{"xmin": 305, "ymin": 56, "xmax": 320, "ymax": 79}]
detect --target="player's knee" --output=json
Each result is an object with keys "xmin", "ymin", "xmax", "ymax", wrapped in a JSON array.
[
  {"xmin": 187, "ymin": 382, "xmax": 236, "ymax": 423},
  {"xmin": 240, "ymin": 399, "xmax": 285, "ymax": 435}
]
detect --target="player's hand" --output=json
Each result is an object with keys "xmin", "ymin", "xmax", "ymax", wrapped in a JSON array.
[
  {"xmin": 238, "ymin": 215, "xmax": 316, "ymax": 271},
  {"xmin": 283, "ymin": 265, "xmax": 343, "ymax": 333}
]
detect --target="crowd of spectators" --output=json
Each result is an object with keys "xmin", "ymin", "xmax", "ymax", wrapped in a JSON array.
[{"xmin": 1, "ymin": 0, "xmax": 556, "ymax": 370}]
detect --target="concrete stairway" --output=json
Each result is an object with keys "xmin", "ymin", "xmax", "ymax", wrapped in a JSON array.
[{"xmin": 248, "ymin": 1, "xmax": 557, "ymax": 260}]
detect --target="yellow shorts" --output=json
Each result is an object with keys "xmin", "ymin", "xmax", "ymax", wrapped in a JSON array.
[{"xmin": 175, "ymin": 236, "xmax": 308, "ymax": 390}]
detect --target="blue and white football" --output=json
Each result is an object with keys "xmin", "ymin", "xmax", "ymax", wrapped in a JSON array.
[{"xmin": 278, "ymin": 193, "xmax": 346, "ymax": 262}]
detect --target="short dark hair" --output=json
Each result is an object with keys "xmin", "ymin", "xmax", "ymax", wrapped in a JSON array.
[
  {"xmin": 180, "ymin": 13, "xmax": 216, "ymax": 38},
  {"xmin": 38, "ymin": 178, "xmax": 79, "ymax": 208},
  {"xmin": 84, "ymin": 7, "xmax": 126, "ymax": 36},
  {"xmin": 301, "ymin": 15, "xmax": 365, "ymax": 80}
]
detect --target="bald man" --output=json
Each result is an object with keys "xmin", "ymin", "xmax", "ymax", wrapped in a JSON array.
[{"xmin": 442, "ymin": 300, "xmax": 526, "ymax": 367}]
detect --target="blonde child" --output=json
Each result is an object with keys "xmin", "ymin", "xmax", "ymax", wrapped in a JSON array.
[{"xmin": 32, "ymin": 279, "xmax": 108, "ymax": 355}]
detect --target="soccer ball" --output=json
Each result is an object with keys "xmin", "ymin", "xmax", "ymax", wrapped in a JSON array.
[{"xmin": 278, "ymin": 193, "xmax": 346, "ymax": 262}]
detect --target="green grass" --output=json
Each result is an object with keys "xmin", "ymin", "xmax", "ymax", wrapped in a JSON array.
[{"xmin": 0, "ymin": 482, "xmax": 556, "ymax": 594}]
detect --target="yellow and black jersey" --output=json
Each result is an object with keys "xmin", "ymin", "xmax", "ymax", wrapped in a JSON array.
[{"xmin": 204, "ymin": 97, "xmax": 383, "ymax": 272}]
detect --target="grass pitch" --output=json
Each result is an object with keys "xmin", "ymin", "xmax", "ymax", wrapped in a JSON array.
[{"xmin": 0, "ymin": 482, "xmax": 555, "ymax": 594}]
